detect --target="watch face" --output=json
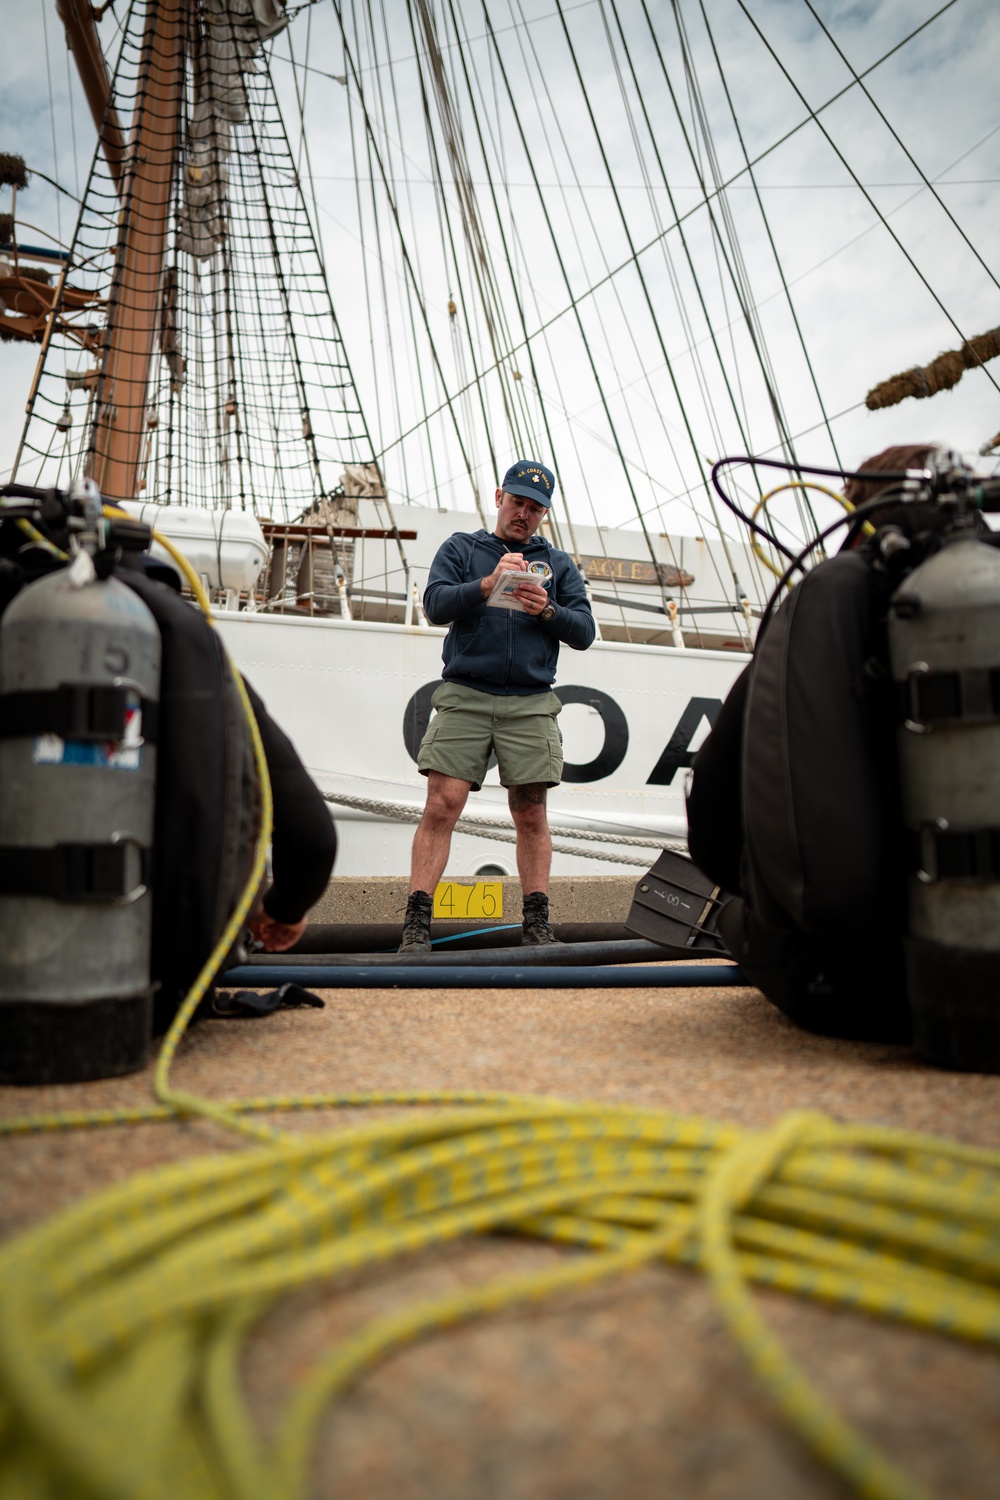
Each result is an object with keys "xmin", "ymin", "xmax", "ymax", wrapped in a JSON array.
[{"xmin": 541, "ymin": 604, "xmax": 555, "ymax": 620}]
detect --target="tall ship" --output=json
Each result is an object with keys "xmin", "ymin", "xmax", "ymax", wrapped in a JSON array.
[{"xmin": 1, "ymin": 0, "xmax": 996, "ymax": 876}]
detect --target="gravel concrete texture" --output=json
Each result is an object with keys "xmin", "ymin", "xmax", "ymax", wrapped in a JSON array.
[
  {"xmin": 2, "ymin": 975, "xmax": 999, "ymax": 1500},
  {"xmin": 309, "ymin": 875, "xmax": 636, "ymax": 926}
]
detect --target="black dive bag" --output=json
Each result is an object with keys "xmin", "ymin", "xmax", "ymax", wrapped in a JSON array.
[
  {"xmin": 688, "ymin": 550, "xmax": 911, "ymax": 1042},
  {"xmin": 117, "ymin": 568, "xmax": 260, "ymax": 1035}
]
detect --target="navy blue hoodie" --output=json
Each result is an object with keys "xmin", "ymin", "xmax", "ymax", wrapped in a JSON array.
[{"xmin": 423, "ymin": 529, "xmax": 595, "ymax": 695}]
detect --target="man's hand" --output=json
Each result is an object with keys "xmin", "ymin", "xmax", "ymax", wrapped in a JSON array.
[
  {"xmin": 250, "ymin": 909, "xmax": 308, "ymax": 952},
  {"xmin": 480, "ymin": 552, "xmax": 526, "ymax": 597},
  {"xmin": 510, "ymin": 577, "xmax": 549, "ymax": 614}
]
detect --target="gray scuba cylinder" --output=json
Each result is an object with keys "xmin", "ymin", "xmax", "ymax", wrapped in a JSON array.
[
  {"xmin": 0, "ymin": 548, "xmax": 161, "ymax": 1084},
  {"xmin": 889, "ymin": 533, "xmax": 1000, "ymax": 1070}
]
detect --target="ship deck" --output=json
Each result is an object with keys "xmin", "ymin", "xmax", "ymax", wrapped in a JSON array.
[{"xmin": 2, "ymin": 880, "xmax": 998, "ymax": 1499}]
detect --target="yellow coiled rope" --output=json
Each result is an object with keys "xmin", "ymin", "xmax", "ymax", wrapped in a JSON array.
[
  {"xmin": 1, "ymin": 1099, "xmax": 999, "ymax": 1500},
  {"xmin": 0, "ymin": 518, "xmax": 997, "ymax": 1500}
]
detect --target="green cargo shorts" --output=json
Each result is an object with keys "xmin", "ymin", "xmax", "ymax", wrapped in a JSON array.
[{"xmin": 417, "ymin": 681, "xmax": 563, "ymax": 791}]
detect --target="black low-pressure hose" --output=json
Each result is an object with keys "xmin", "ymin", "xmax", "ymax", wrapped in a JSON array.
[
  {"xmin": 241, "ymin": 939, "xmax": 707, "ymax": 970},
  {"xmin": 220, "ymin": 962, "xmax": 745, "ymax": 990}
]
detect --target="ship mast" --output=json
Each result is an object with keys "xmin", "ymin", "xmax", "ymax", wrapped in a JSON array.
[{"xmin": 61, "ymin": 0, "xmax": 184, "ymax": 503}]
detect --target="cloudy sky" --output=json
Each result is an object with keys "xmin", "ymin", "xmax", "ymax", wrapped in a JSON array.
[{"xmin": 1, "ymin": 0, "xmax": 997, "ymax": 545}]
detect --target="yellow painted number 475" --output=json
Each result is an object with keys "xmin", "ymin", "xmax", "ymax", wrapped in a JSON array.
[{"xmin": 432, "ymin": 882, "xmax": 503, "ymax": 920}]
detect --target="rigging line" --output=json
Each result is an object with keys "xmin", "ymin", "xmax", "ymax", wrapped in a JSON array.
[
  {"xmin": 415, "ymin": 0, "xmax": 526, "ymax": 452},
  {"xmin": 619, "ymin": 113, "xmax": 1000, "ymax": 423},
  {"xmin": 512, "ymin": 0, "xmax": 722, "ymax": 492},
  {"xmin": 801, "ymin": 0, "xmax": 999, "ymax": 300},
  {"xmin": 296, "ymin": 5, "xmax": 984, "ymax": 471},
  {"xmin": 275, "ymin": 0, "xmax": 600, "ymax": 84},
  {"xmin": 441, "ymin": 0, "xmax": 583, "ymax": 533},
  {"xmin": 602, "ymin": 0, "xmax": 757, "ymax": 480},
  {"xmin": 502, "ymin": 0, "xmax": 681, "ymax": 544},
  {"xmin": 410, "ymin": 0, "xmax": 521, "ymax": 474},
  {"xmin": 734, "ymin": 0, "xmax": 1000, "ymax": 401},
  {"xmin": 472, "ymin": 18, "xmax": 554, "ymax": 471},
  {"xmin": 41, "ymin": 1, "xmax": 64, "ymax": 251},
  {"xmin": 519, "ymin": 365, "xmax": 753, "ymax": 607},
  {"xmin": 600, "ymin": 9, "xmax": 733, "ymax": 487},
  {"xmin": 372, "ymin": 73, "xmax": 993, "ymax": 487},
  {"xmin": 369, "ymin": 0, "xmax": 455, "ymax": 559},
  {"xmin": 12, "ymin": 0, "xmax": 139, "ymax": 487},
  {"xmin": 492, "ymin": 0, "xmax": 677, "ymax": 577},
  {"xmin": 675, "ymin": 17, "xmax": 815, "ymax": 558},
  {"xmin": 361, "ymin": 0, "xmax": 429, "ymax": 481},
  {"xmin": 479, "ymin": 0, "xmax": 972, "ymax": 369},
  {"xmin": 282, "ymin": 6, "xmax": 327, "ymax": 280},
  {"xmin": 212, "ymin": 89, "xmax": 252, "ymax": 516},
  {"xmin": 247, "ymin": 53, "xmax": 329, "ymax": 510},
  {"xmin": 624, "ymin": 397, "xmax": 869, "ymax": 530},
  {"xmin": 671, "ymin": 1, "xmax": 800, "ymax": 489},
  {"xmin": 10, "ymin": 168, "xmax": 90, "ymax": 207},
  {"xmin": 286, "ymin": 173, "xmax": 1000, "ymax": 190},
  {"xmin": 635, "ymin": 0, "xmax": 795, "ymax": 496},
  {"xmin": 510, "ymin": 16, "xmax": 701, "ymax": 608},
  {"xmin": 222, "ymin": 74, "xmax": 296, "ymax": 516},
  {"xmin": 587, "ymin": 1, "xmax": 767, "ymax": 609},
  {"xmin": 694, "ymin": 0, "xmax": 843, "ymax": 488},
  {"xmin": 260, "ymin": 18, "xmax": 382, "ymax": 498},
  {"xmin": 65, "ymin": 46, "xmax": 82, "ymax": 203},
  {"xmin": 550, "ymin": 0, "xmax": 749, "ymax": 618},
  {"xmin": 501, "ymin": 0, "xmax": 646, "ymax": 566},
  {"xmin": 476, "ymin": 25, "xmax": 549, "ymax": 469},
  {"xmin": 365, "ymin": 0, "xmax": 453, "ymax": 522},
  {"xmin": 405, "ymin": 0, "xmax": 501, "ymax": 491},
  {"xmin": 478, "ymin": 0, "xmax": 672, "ymax": 605},
  {"xmin": 342, "ymin": 4, "xmax": 387, "ymax": 468},
  {"xmin": 330, "ymin": 0, "xmax": 487, "ymax": 524}
]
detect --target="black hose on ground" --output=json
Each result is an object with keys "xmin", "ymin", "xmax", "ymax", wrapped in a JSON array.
[
  {"xmin": 290, "ymin": 922, "xmax": 635, "ymax": 954},
  {"xmin": 245, "ymin": 939, "xmax": 716, "ymax": 969}
]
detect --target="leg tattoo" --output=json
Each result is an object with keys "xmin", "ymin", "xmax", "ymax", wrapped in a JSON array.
[{"xmin": 508, "ymin": 783, "xmax": 547, "ymax": 811}]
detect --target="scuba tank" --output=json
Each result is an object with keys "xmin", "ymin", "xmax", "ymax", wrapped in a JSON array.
[
  {"xmin": 0, "ymin": 481, "xmax": 161, "ymax": 1084},
  {"xmin": 889, "ymin": 531, "xmax": 1000, "ymax": 1070}
]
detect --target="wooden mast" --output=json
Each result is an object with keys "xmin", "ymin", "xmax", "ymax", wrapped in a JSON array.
[{"xmin": 62, "ymin": 0, "xmax": 185, "ymax": 503}]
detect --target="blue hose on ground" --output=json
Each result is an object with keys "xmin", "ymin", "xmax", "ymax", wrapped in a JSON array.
[{"xmin": 220, "ymin": 963, "xmax": 746, "ymax": 989}]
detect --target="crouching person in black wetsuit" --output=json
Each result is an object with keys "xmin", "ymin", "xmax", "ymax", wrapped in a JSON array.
[
  {"xmin": 146, "ymin": 677, "xmax": 336, "ymax": 1034},
  {"xmin": 107, "ymin": 561, "xmax": 338, "ymax": 1036},
  {"xmin": 686, "ymin": 445, "xmax": 949, "ymax": 1045},
  {"xmin": 244, "ymin": 682, "xmax": 337, "ymax": 955}
]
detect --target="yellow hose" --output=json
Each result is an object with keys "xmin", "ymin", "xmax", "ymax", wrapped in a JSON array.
[
  {"xmin": 750, "ymin": 480, "xmax": 873, "ymax": 579},
  {"xmin": 0, "ymin": 516, "xmax": 996, "ymax": 1499}
]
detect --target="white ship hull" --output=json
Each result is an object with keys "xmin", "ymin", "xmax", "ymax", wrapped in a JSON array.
[{"xmin": 215, "ymin": 609, "xmax": 745, "ymax": 878}]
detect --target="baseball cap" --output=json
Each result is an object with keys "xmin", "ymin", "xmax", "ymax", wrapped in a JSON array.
[{"xmin": 501, "ymin": 459, "xmax": 556, "ymax": 507}]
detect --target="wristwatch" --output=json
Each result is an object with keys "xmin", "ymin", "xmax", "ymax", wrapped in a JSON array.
[{"xmin": 539, "ymin": 603, "xmax": 556, "ymax": 621}]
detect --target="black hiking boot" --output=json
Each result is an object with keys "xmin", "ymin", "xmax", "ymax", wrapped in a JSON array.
[
  {"xmin": 399, "ymin": 890, "xmax": 433, "ymax": 953},
  {"xmin": 521, "ymin": 891, "xmax": 561, "ymax": 946}
]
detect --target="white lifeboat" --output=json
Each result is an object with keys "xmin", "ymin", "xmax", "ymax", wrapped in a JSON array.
[{"xmin": 119, "ymin": 501, "xmax": 269, "ymax": 594}]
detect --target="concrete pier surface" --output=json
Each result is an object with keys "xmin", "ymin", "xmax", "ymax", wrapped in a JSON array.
[
  {"xmin": 308, "ymin": 874, "xmax": 638, "ymax": 927},
  {"xmin": 2, "ymin": 893, "xmax": 999, "ymax": 1499}
]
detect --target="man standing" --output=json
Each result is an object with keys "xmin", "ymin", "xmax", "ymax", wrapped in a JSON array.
[{"xmin": 400, "ymin": 460, "xmax": 595, "ymax": 951}]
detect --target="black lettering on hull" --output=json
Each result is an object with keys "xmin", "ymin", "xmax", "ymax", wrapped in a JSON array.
[
  {"xmin": 554, "ymin": 685, "xmax": 629, "ymax": 782},
  {"xmin": 646, "ymin": 697, "xmax": 722, "ymax": 785}
]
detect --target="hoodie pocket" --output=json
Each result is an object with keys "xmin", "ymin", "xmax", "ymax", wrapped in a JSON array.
[{"xmin": 449, "ymin": 614, "xmax": 486, "ymax": 672}]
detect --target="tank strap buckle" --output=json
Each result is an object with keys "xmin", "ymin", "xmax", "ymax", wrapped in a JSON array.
[
  {"xmin": 0, "ymin": 837, "xmax": 149, "ymax": 903},
  {"xmin": 0, "ymin": 684, "xmax": 159, "ymax": 743},
  {"xmin": 914, "ymin": 823, "xmax": 1000, "ymax": 883},
  {"xmin": 901, "ymin": 664, "xmax": 1000, "ymax": 730}
]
